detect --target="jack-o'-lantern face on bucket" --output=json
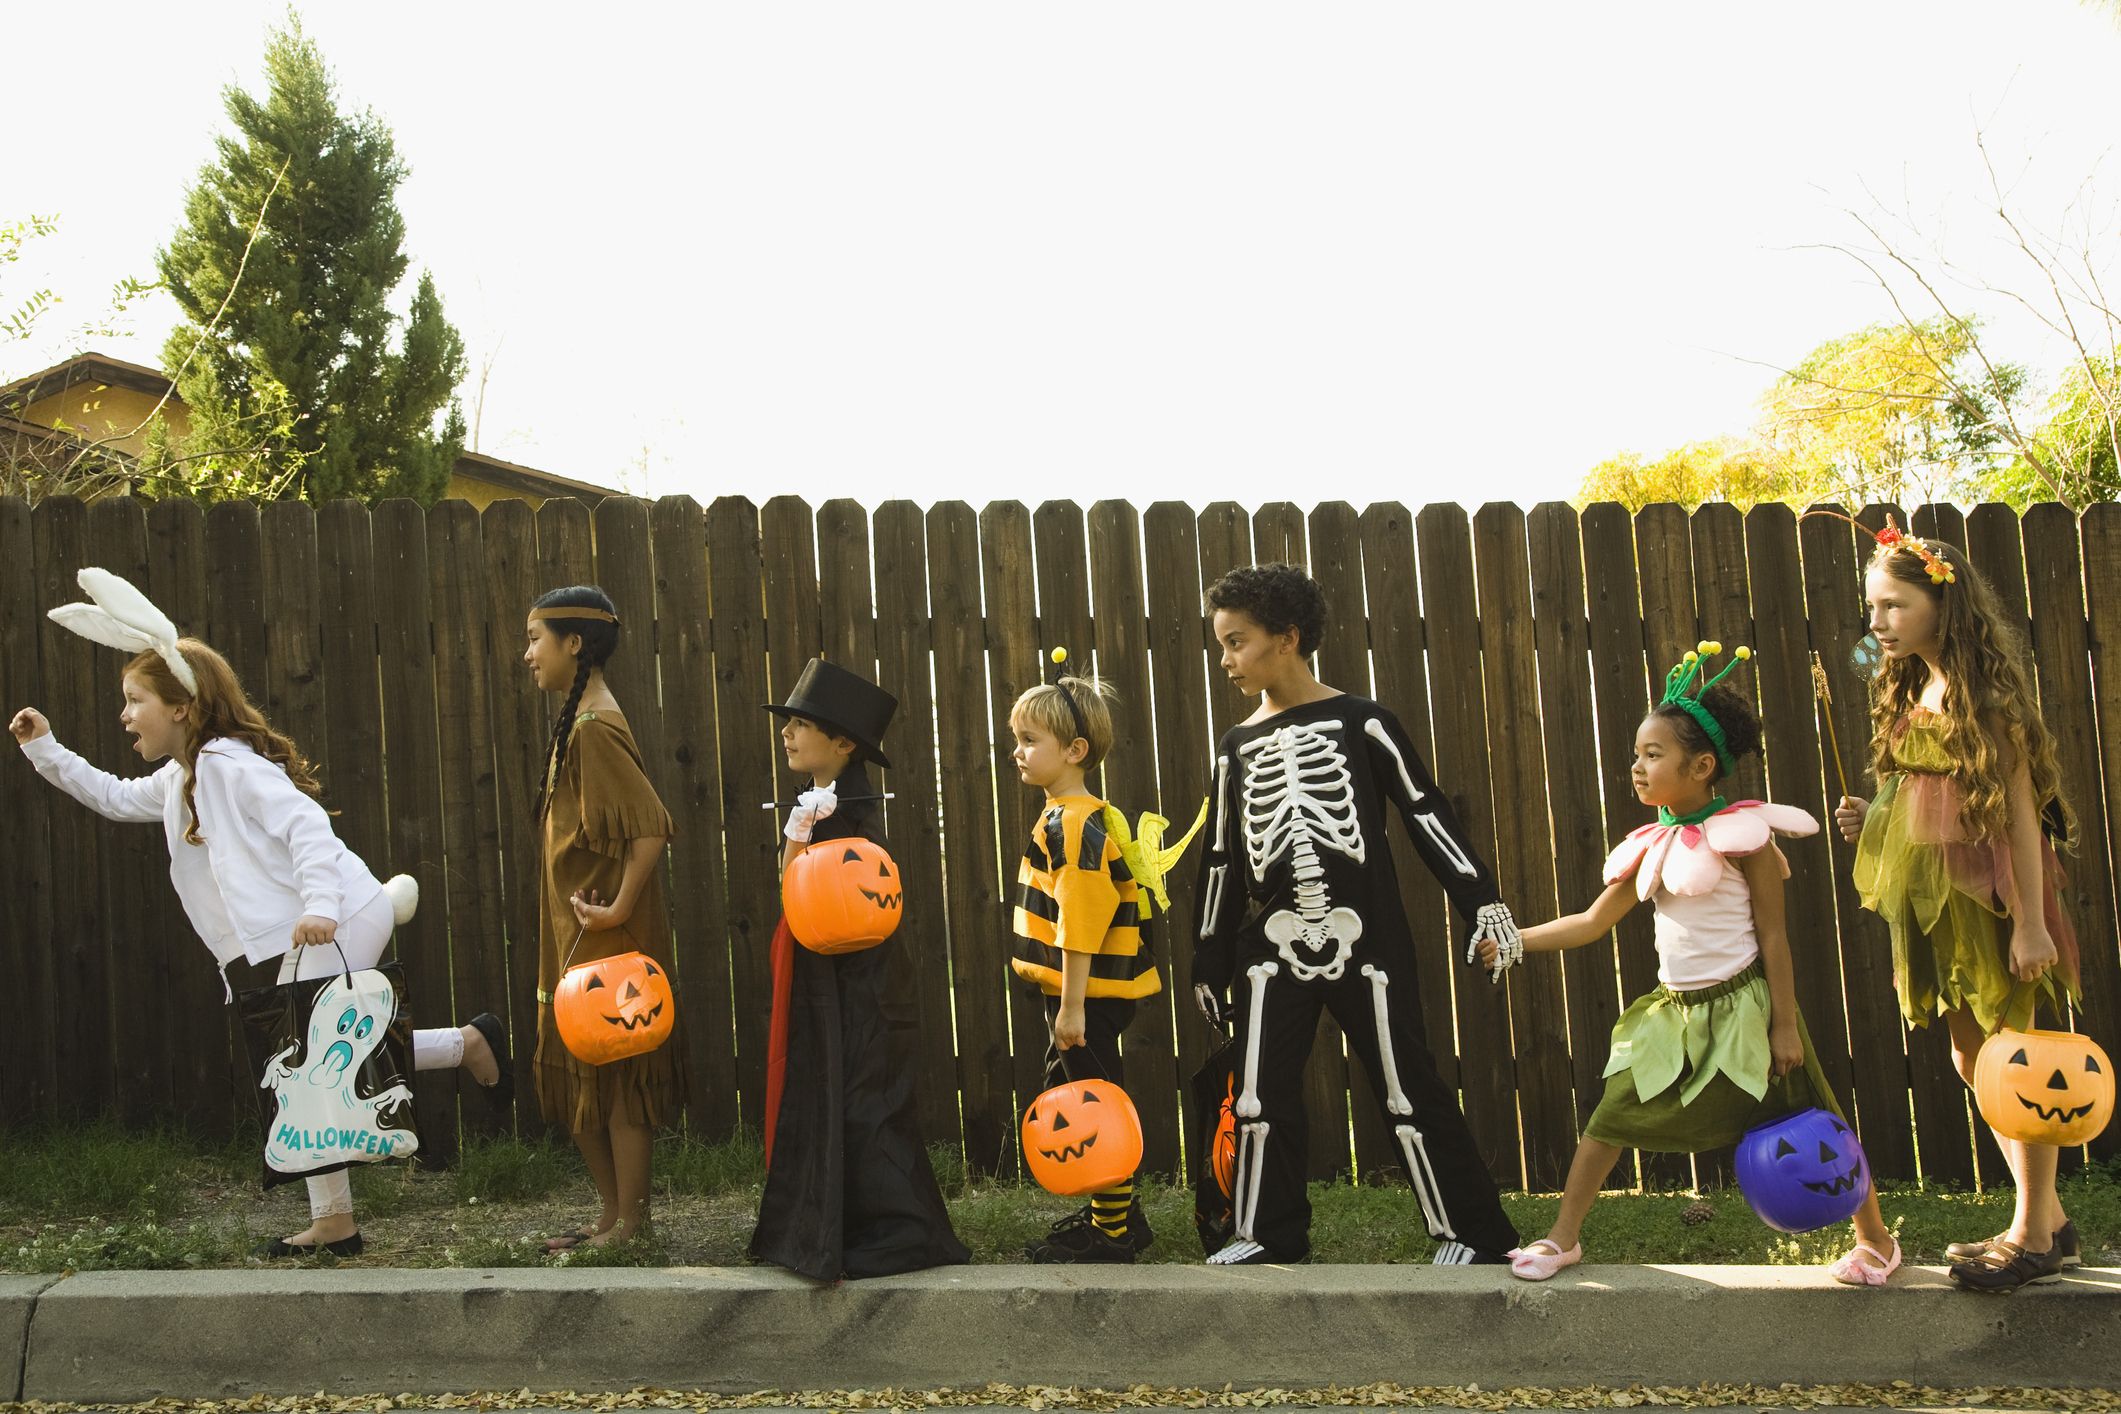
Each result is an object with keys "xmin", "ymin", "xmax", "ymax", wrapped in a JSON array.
[
  {"xmin": 782, "ymin": 838, "xmax": 905, "ymax": 954},
  {"xmin": 1976, "ymin": 1029, "xmax": 2114, "ymax": 1146},
  {"xmin": 1022, "ymin": 1079, "xmax": 1143, "ymax": 1197},
  {"xmin": 553, "ymin": 951, "xmax": 675, "ymax": 1065},
  {"xmin": 1735, "ymin": 1107, "xmax": 1871, "ymax": 1233}
]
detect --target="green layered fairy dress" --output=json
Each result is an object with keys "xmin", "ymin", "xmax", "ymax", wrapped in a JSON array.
[
  {"xmin": 1853, "ymin": 709, "xmax": 2081, "ymax": 1035},
  {"xmin": 1587, "ymin": 799, "xmax": 1847, "ymax": 1151}
]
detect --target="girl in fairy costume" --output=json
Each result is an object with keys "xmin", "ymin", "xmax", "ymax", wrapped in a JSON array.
[
  {"xmin": 1481, "ymin": 642, "xmax": 1897, "ymax": 1285},
  {"xmin": 1832, "ymin": 521, "xmax": 2082, "ymax": 1291}
]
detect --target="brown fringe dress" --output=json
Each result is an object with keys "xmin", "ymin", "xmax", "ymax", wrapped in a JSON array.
[{"xmin": 533, "ymin": 709, "xmax": 687, "ymax": 1131}]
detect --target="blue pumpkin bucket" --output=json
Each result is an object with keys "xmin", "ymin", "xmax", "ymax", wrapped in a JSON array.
[{"xmin": 1734, "ymin": 1107, "xmax": 1870, "ymax": 1233}]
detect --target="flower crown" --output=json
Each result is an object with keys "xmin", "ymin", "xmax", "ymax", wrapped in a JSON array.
[
  {"xmin": 1661, "ymin": 640, "xmax": 1752, "ymax": 774},
  {"xmin": 1808, "ymin": 509, "xmax": 1956, "ymax": 585}
]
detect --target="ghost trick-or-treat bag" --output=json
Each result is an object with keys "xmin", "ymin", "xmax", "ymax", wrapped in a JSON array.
[{"xmin": 239, "ymin": 948, "xmax": 421, "ymax": 1188}]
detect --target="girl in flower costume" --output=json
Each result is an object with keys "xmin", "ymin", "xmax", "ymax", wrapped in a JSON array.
[
  {"xmin": 1480, "ymin": 642, "xmax": 1896, "ymax": 1284},
  {"xmin": 1832, "ymin": 521, "xmax": 2082, "ymax": 1292}
]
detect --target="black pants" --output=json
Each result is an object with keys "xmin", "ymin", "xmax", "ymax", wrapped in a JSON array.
[
  {"xmin": 1228, "ymin": 955, "xmax": 1518, "ymax": 1260},
  {"xmin": 1040, "ymin": 993, "xmax": 1133, "ymax": 1088}
]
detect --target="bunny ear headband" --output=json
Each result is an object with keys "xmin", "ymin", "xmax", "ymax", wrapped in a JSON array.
[{"xmin": 47, "ymin": 568, "xmax": 199, "ymax": 696}]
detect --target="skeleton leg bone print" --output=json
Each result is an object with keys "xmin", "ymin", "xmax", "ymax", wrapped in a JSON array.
[
  {"xmin": 1362, "ymin": 963, "xmax": 1455, "ymax": 1240},
  {"xmin": 1210, "ymin": 961, "xmax": 1281, "ymax": 1266}
]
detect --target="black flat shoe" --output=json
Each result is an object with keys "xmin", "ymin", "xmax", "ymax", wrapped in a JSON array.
[
  {"xmin": 1949, "ymin": 1238, "xmax": 2064, "ymax": 1292},
  {"xmin": 255, "ymin": 1232, "xmax": 364, "ymax": 1259},
  {"xmin": 1946, "ymin": 1220, "xmax": 2082, "ymax": 1269},
  {"xmin": 467, "ymin": 1012, "xmax": 514, "ymax": 1110}
]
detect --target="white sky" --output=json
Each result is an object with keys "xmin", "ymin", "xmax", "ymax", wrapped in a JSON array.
[{"xmin": 7, "ymin": 1, "xmax": 2118, "ymax": 509}]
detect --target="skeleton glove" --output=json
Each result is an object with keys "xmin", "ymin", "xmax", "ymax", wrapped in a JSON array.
[
  {"xmin": 1468, "ymin": 901, "xmax": 1524, "ymax": 984},
  {"xmin": 784, "ymin": 782, "xmax": 840, "ymax": 843},
  {"xmin": 1194, "ymin": 982, "xmax": 1226, "ymax": 1031}
]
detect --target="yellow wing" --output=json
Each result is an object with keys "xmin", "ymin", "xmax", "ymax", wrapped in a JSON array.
[{"xmin": 1103, "ymin": 798, "xmax": 1209, "ymax": 918}]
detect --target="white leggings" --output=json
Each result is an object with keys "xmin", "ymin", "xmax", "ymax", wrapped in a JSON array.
[{"xmin": 274, "ymin": 888, "xmax": 465, "ymax": 1221}]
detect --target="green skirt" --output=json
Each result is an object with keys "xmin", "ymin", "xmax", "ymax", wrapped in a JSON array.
[{"xmin": 1585, "ymin": 961, "xmax": 1845, "ymax": 1153}]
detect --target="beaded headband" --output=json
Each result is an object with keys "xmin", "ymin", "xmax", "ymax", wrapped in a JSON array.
[
  {"xmin": 1660, "ymin": 639, "xmax": 1752, "ymax": 774},
  {"xmin": 531, "ymin": 605, "xmax": 621, "ymax": 625}
]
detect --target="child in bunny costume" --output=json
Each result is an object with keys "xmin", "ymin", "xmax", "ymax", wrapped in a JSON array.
[{"xmin": 12, "ymin": 568, "xmax": 513, "ymax": 1257}]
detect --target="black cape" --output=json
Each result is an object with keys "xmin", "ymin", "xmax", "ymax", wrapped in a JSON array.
[{"xmin": 749, "ymin": 778, "xmax": 970, "ymax": 1281}]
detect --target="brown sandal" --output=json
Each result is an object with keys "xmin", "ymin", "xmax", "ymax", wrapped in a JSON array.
[{"xmin": 543, "ymin": 1227, "xmax": 599, "ymax": 1253}]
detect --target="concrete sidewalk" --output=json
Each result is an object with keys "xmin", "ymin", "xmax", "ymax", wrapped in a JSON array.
[{"xmin": 6, "ymin": 1265, "xmax": 2119, "ymax": 1404}]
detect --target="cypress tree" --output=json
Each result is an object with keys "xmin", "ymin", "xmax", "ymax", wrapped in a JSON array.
[{"xmin": 152, "ymin": 15, "xmax": 466, "ymax": 502}]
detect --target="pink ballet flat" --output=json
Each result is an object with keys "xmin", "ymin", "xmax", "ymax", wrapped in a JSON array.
[
  {"xmin": 1827, "ymin": 1235, "xmax": 1902, "ymax": 1287},
  {"xmin": 1507, "ymin": 1239, "xmax": 1582, "ymax": 1281}
]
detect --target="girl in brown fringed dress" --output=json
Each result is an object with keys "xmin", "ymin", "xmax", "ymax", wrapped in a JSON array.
[{"xmin": 523, "ymin": 585, "xmax": 685, "ymax": 1251}]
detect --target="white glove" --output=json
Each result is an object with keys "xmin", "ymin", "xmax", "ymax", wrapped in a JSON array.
[
  {"xmin": 784, "ymin": 781, "xmax": 840, "ymax": 843},
  {"xmin": 1468, "ymin": 901, "xmax": 1523, "ymax": 984}
]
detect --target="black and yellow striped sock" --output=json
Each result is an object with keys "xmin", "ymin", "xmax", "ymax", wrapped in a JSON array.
[{"xmin": 1091, "ymin": 1183, "xmax": 1134, "ymax": 1240}]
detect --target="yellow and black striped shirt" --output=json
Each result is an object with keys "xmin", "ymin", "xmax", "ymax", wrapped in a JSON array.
[{"xmin": 1010, "ymin": 795, "xmax": 1160, "ymax": 1000}]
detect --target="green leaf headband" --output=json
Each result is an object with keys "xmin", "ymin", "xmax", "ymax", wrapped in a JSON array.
[{"xmin": 1660, "ymin": 639, "xmax": 1752, "ymax": 774}]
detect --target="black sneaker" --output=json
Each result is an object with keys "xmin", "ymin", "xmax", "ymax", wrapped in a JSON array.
[{"xmin": 1026, "ymin": 1206, "xmax": 1146, "ymax": 1263}]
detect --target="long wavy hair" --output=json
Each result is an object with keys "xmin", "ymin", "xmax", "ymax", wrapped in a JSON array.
[
  {"xmin": 530, "ymin": 585, "xmax": 622, "ymax": 820},
  {"xmin": 125, "ymin": 640, "xmax": 326, "ymax": 846},
  {"xmin": 1863, "ymin": 537, "xmax": 2072, "ymax": 846}
]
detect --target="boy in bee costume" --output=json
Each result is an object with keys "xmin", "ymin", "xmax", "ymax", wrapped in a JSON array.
[{"xmin": 1008, "ymin": 662, "xmax": 1205, "ymax": 1263}]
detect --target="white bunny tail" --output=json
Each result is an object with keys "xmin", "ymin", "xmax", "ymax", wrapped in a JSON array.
[{"xmin": 382, "ymin": 874, "xmax": 419, "ymax": 925}]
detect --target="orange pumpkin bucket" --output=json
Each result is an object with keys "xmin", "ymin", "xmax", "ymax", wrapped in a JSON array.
[
  {"xmin": 782, "ymin": 837, "xmax": 905, "ymax": 954},
  {"xmin": 1022, "ymin": 1078, "xmax": 1144, "ymax": 1196},
  {"xmin": 1974, "ymin": 1027, "xmax": 2114, "ymax": 1146},
  {"xmin": 552, "ymin": 932, "xmax": 676, "ymax": 1066}
]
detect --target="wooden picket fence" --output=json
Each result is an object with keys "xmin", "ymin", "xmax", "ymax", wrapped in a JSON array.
[{"xmin": 2, "ymin": 493, "xmax": 2116, "ymax": 1192}]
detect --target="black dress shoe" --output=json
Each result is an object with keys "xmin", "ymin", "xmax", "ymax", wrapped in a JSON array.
[
  {"xmin": 256, "ymin": 1232, "xmax": 364, "ymax": 1258},
  {"xmin": 467, "ymin": 1012, "xmax": 515, "ymax": 1110},
  {"xmin": 1949, "ymin": 1238, "xmax": 2064, "ymax": 1292}
]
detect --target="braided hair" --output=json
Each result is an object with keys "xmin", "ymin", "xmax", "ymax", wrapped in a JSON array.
[{"xmin": 531, "ymin": 585, "xmax": 621, "ymax": 821}]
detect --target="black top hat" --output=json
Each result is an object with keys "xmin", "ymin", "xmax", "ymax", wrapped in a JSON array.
[{"xmin": 764, "ymin": 658, "xmax": 896, "ymax": 769}]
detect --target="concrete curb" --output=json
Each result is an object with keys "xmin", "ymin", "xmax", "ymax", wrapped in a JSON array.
[
  {"xmin": 2, "ymin": 1277, "xmax": 63, "ymax": 1403},
  {"xmin": 11, "ymin": 1265, "xmax": 2121, "ymax": 1403}
]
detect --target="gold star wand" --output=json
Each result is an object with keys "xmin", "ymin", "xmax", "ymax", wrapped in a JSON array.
[{"xmin": 1812, "ymin": 651, "xmax": 1851, "ymax": 801}]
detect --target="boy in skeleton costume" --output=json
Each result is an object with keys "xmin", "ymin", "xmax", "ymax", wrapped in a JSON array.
[{"xmin": 1192, "ymin": 564, "xmax": 1525, "ymax": 1265}]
